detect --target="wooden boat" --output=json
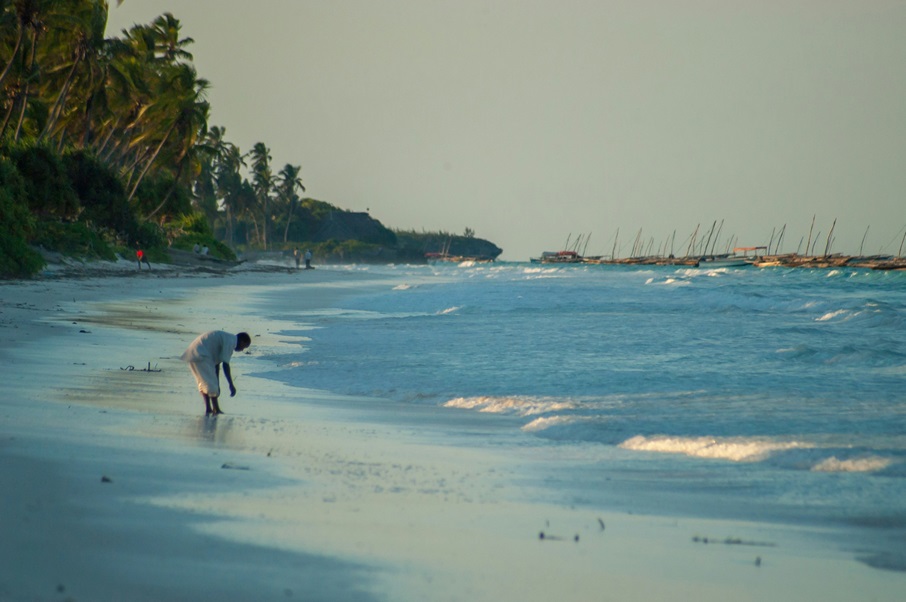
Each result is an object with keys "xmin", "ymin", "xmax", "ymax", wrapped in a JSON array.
[
  {"xmin": 531, "ymin": 250, "xmax": 584, "ymax": 264},
  {"xmin": 696, "ymin": 255, "xmax": 752, "ymax": 268}
]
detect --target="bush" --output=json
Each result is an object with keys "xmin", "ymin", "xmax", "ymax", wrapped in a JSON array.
[
  {"xmin": 31, "ymin": 220, "xmax": 117, "ymax": 261},
  {"xmin": 64, "ymin": 150, "xmax": 137, "ymax": 238},
  {"xmin": 10, "ymin": 143, "xmax": 80, "ymax": 220},
  {"xmin": 132, "ymin": 171, "xmax": 193, "ymax": 222},
  {"xmin": 0, "ymin": 158, "xmax": 44, "ymax": 278}
]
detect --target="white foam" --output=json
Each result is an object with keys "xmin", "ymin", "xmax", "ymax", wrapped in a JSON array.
[
  {"xmin": 646, "ymin": 276, "xmax": 691, "ymax": 287},
  {"xmin": 816, "ymin": 309, "xmax": 851, "ymax": 322},
  {"xmin": 436, "ymin": 306, "xmax": 461, "ymax": 315},
  {"xmin": 811, "ymin": 455, "xmax": 894, "ymax": 473},
  {"xmin": 392, "ymin": 283, "xmax": 412, "ymax": 290},
  {"xmin": 521, "ymin": 415, "xmax": 584, "ymax": 432},
  {"xmin": 619, "ymin": 435, "xmax": 812, "ymax": 462},
  {"xmin": 443, "ymin": 396, "xmax": 576, "ymax": 417}
]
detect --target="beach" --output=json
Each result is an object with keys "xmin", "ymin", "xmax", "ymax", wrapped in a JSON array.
[{"xmin": 1, "ymin": 260, "xmax": 903, "ymax": 601}]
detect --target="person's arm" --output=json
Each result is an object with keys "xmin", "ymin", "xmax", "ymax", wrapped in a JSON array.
[{"xmin": 222, "ymin": 362, "xmax": 237, "ymax": 396}]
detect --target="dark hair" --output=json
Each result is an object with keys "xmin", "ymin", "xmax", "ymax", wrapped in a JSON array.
[{"xmin": 237, "ymin": 332, "xmax": 251, "ymax": 346}]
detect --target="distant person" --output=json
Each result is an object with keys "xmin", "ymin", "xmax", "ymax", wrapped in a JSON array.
[
  {"xmin": 181, "ymin": 330, "xmax": 252, "ymax": 415},
  {"xmin": 136, "ymin": 249, "xmax": 151, "ymax": 270},
  {"xmin": 304, "ymin": 249, "xmax": 313, "ymax": 269},
  {"xmin": 201, "ymin": 245, "xmax": 209, "ymax": 256},
  {"xmin": 293, "ymin": 247, "xmax": 301, "ymax": 269},
  {"xmin": 193, "ymin": 243, "xmax": 201, "ymax": 254}
]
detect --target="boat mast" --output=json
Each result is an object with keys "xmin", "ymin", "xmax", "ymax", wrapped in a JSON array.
[
  {"xmin": 805, "ymin": 215, "xmax": 815, "ymax": 256},
  {"xmin": 823, "ymin": 218, "xmax": 836, "ymax": 257},
  {"xmin": 686, "ymin": 224, "xmax": 700, "ymax": 258},
  {"xmin": 859, "ymin": 225, "xmax": 869, "ymax": 256},
  {"xmin": 776, "ymin": 224, "xmax": 786, "ymax": 255}
]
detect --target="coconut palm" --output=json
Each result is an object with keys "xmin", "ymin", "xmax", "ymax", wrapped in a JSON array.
[
  {"xmin": 39, "ymin": 0, "xmax": 109, "ymax": 147},
  {"xmin": 276, "ymin": 163, "xmax": 305, "ymax": 243},
  {"xmin": 1, "ymin": 0, "xmax": 48, "ymax": 142},
  {"xmin": 248, "ymin": 141, "xmax": 273, "ymax": 249},
  {"xmin": 146, "ymin": 12, "xmax": 194, "ymax": 64},
  {"xmin": 215, "ymin": 141, "xmax": 246, "ymax": 245},
  {"xmin": 132, "ymin": 62, "xmax": 210, "ymax": 218}
]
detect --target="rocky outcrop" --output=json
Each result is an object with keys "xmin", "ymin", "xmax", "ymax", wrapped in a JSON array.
[
  {"xmin": 312, "ymin": 211, "xmax": 397, "ymax": 246},
  {"xmin": 394, "ymin": 231, "xmax": 503, "ymax": 261}
]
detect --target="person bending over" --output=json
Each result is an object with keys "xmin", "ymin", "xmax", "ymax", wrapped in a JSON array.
[{"xmin": 181, "ymin": 330, "xmax": 252, "ymax": 415}]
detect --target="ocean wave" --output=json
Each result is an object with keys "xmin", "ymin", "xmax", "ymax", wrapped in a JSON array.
[
  {"xmin": 443, "ymin": 395, "xmax": 577, "ymax": 416},
  {"xmin": 436, "ymin": 306, "xmax": 461, "ymax": 315},
  {"xmin": 392, "ymin": 283, "xmax": 413, "ymax": 290},
  {"xmin": 815, "ymin": 308, "xmax": 853, "ymax": 322},
  {"xmin": 811, "ymin": 455, "xmax": 895, "ymax": 473},
  {"xmin": 646, "ymin": 276, "xmax": 691, "ymax": 287},
  {"xmin": 522, "ymin": 415, "xmax": 586, "ymax": 432},
  {"xmin": 618, "ymin": 435, "xmax": 812, "ymax": 462}
]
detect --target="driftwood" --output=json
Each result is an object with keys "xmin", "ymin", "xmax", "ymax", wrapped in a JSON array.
[{"xmin": 120, "ymin": 362, "xmax": 162, "ymax": 372}]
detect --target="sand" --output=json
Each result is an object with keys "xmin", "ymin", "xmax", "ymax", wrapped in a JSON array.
[{"xmin": 1, "ymin": 259, "xmax": 903, "ymax": 601}]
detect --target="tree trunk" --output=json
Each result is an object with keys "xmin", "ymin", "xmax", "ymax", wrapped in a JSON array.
[
  {"xmin": 282, "ymin": 198, "xmax": 295, "ymax": 243},
  {"xmin": 127, "ymin": 119, "xmax": 176, "ymax": 204},
  {"xmin": 0, "ymin": 25, "xmax": 24, "ymax": 90},
  {"xmin": 41, "ymin": 53, "xmax": 82, "ymax": 141}
]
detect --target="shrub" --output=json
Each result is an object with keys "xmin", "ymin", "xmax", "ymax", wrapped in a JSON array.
[
  {"xmin": 0, "ymin": 158, "xmax": 44, "ymax": 278},
  {"xmin": 31, "ymin": 220, "xmax": 117, "ymax": 261},
  {"xmin": 132, "ymin": 172, "xmax": 193, "ymax": 222},
  {"xmin": 10, "ymin": 143, "xmax": 80, "ymax": 220},
  {"xmin": 64, "ymin": 150, "xmax": 136, "ymax": 238}
]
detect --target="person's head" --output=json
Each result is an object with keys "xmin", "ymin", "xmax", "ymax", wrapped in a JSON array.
[{"xmin": 236, "ymin": 332, "xmax": 252, "ymax": 352}]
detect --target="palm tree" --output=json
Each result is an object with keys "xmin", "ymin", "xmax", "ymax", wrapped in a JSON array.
[
  {"xmin": 146, "ymin": 12, "xmax": 194, "ymax": 64},
  {"xmin": 1, "ymin": 0, "xmax": 48, "ymax": 142},
  {"xmin": 248, "ymin": 141, "xmax": 273, "ymax": 249},
  {"xmin": 39, "ymin": 0, "xmax": 109, "ymax": 147},
  {"xmin": 126, "ymin": 62, "xmax": 209, "ymax": 209},
  {"xmin": 215, "ymin": 141, "xmax": 246, "ymax": 246},
  {"xmin": 276, "ymin": 163, "xmax": 305, "ymax": 243},
  {"xmin": 192, "ymin": 125, "xmax": 229, "ymax": 223},
  {"xmin": 0, "ymin": 1, "xmax": 30, "ymax": 92}
]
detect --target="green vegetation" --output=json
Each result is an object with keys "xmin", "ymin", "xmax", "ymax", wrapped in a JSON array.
[
  {"xmin": 0, "ymin": 2, "xmax": 500, "ymax": 277},
  {"xmin": 394, "ymin": 229, "xmax": 503, "ymax": 262}
]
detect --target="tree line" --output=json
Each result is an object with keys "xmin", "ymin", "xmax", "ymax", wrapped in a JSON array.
[{"xmin": 0, "ymin": 1, "xmax": 321, "ymax": 276}]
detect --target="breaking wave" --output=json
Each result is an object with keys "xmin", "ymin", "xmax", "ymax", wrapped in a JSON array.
[
  {"xmin": 618, "ymin": 435, "xmax": 811, "ymax": 462},
  {"xmin": 443, "ymin": 395, "xmax": 577, "ymax": 417}
]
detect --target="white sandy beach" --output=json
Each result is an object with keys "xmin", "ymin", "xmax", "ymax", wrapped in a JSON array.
[{"xmin": 1, "ymin": 260, "xmax": 903, "ymax": 601}]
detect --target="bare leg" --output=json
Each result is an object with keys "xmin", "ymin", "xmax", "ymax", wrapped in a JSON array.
[
  {"xmin": 202, "ymin": 393, "xmax": 213, "ymax": 415},
  {"xmin": 211, "ymin": 396, "xmax": 223, "ymax": 415}
]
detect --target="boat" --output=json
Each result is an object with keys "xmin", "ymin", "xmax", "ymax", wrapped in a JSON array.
[
  {"xmin": 530, "ymin": 251, "xmax": 584, "ymax": 264},
  {"xmin": 696, "ymin": 246, "xmax": 765, "ymax": 268},
  {"xmin": 696, "ymin": 255, "xmax": 752, "ymax": 268},
  {"xmin": 425, "ymin": 252, "xmax": 495, "ymax": 264}
]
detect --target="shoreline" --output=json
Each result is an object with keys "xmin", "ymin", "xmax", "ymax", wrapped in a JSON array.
[{"xmin": 2, "ymin": 265, "xmax": 904, "ymax": 600}]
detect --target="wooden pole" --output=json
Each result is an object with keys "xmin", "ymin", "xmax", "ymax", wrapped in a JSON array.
[
  {"xmin": 805, "ymin": 215, "xmax": 815, "ymax": 257},
  {"xmin": 823, "ymin": 219, "xmax": 836, "ymax": 257}
]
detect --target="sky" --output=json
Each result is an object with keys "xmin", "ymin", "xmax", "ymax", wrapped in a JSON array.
[{"xmin": 106, "ymin": 1, "xmax": 906, "ymax": 261}]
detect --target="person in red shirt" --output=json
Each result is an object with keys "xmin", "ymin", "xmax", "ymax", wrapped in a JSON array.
[{"xmin": 136, "ymin": 249, "xmax": 151, "ymax": 270}]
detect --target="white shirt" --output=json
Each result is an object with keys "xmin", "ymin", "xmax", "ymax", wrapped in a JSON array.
[{"xmin": 180, "ymin": 331, "xmax": 237, "ymax": 365}]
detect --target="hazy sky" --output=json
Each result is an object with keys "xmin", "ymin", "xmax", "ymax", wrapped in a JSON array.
[{"xmin": 107, "ymin": 1, "xmax": 906, "ymax": 260}]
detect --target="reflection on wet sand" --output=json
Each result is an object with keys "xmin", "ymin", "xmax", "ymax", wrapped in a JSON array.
[{"xmin": 192, "ymin": 414, "xmax": 243, "ymax": 447}]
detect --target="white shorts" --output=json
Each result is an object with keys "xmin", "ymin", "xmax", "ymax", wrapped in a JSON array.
[{"xmin": 187, "ymin": 361, "xmax": 220, "ymax": 396}]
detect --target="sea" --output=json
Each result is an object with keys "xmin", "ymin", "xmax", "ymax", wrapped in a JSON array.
[{"xmin": 255, "ymin": 261, "xmax": 906, "ymax": 569}]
